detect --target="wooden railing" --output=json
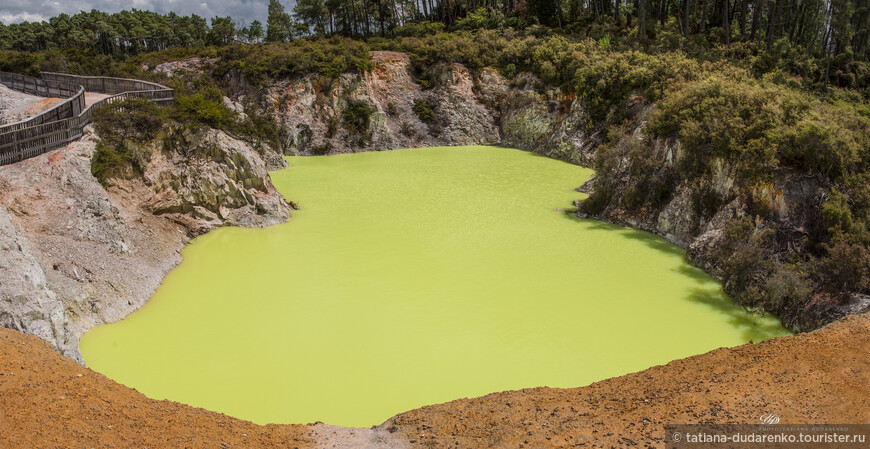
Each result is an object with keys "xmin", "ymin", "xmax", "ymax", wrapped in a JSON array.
[
  {"xmin": 0, "ymin": 72, "xmax": 173, "ymax": 166},
  {"xmin": 41, "ymin": 72, "xmax": 173, "ymax": 101},
  {"xmin": 0, "ymin": 72, "xmax": 86, "ymax": 133}
]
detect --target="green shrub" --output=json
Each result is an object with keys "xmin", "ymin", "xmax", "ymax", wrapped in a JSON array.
[
  {"xmin": 393, "ymin": 22, "xmax": 445, "ymax": 37},
  {"xmin": 822, "ymin": 189, "xmax": 854, "ymax": 238},
  {"xmin": 765, "ymin": 264, "xmax": 813, "ymax": 311},
  {"xmin": 311, "ymin": 144, "xmax": 331, "ymax": 155},
  {"xmin": 454, "ymin": 8, "xmax": 505, "ymax": 31},
  {"xmin": 91, "ymin": 142, "xmax": 131, "ymax": 184},
  {"xmin": 649, "ymin": 75, "xmax": 810, "ymax": 184},
  {"xmin": 580, "ymin": 187, "xmax": 612, "ymax": 215},
  {"xmin": 170, "ymin": 78, "xmax": 234, "ymax": 129},
  {"xmin": 342, "ymin": 100, "xmax": 374, "ymax": 137},
  {"xmin": 816, "ymin": 242, "xmax": 870, "ymax": 295},
  {"xmin": 501, "ymin": 63, "xmax": 517, "ymax": 79},
  {"xmin": 778, "ymin": 104, "xmax": 869, "ymax": 179},
  {"xmin": 720, "ymin": 234, "xmax": 775, "ymax": 305},
  {"xmin": 90, "ymin": 98, "xmax": 167, "ymax": 184},
  {"xmin": 621, "ymin": 186, "xmax": 643, "ymax": 210},
  {"xmin": 215, "ymin": 37, "xmax": 372, "ymax": 83},
  {"xmin": 326, "ymin": 116, "xmax": 338, "ymax": 138},
  {"xmin": 412, "ymin": 98, "xmax": 436, "ymax": 123},
  {"xmin": 92, "ymin": 98, "xmax": 166, "ymax": 140},
  {"xmin": 575, "ymin": 51, "xmax": 699, "ymax": 125}
]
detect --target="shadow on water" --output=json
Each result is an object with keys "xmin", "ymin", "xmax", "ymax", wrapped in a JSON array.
[
  {"xmin": 672, "ymin": 263, "xmax": 717, "ymax": 285},
  {"xmin": 684, "ymin": 287, "xmax": 790, "ymax": 341},
  {"xmin": 615, "ymin": 227, "xmax": 686, "ymax": 258},
  {"xmin": 562, "ymin": 213, "xmax": 789, "ymax": 341},
  {"xmin": 562, "ymin": 214, "xmax": 685, "ymax": 258}
]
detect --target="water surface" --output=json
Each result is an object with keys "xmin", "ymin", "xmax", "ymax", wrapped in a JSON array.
[{"xmin": 81, "ymin": 146, "xmax": 789, "ymax": 427}]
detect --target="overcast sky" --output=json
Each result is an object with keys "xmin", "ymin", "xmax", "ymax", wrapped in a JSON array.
[{"xmin": 0, "ymin": 0, "xmax": 295, "ymax": 25}]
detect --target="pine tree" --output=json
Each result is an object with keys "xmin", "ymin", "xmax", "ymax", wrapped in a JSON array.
[{"xmin": 267, "ymin": 0, "xmax": 293, "ymax": 42}]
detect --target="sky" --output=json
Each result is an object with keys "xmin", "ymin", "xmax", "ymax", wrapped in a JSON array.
[{"xmin": 0, "ymin": 0, "xmax": 295, "ymax": 26}]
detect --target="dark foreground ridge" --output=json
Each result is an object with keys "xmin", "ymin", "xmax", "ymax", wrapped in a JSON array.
[{"xmin": 1, "ymin": 314, "xmax": 867, "ymax": 448}]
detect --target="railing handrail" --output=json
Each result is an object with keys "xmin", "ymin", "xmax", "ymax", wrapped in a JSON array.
[
  {"xmin": 41, "ymin": 72, "xmax": 172, "ymax": 95},
  {"xmin": 0, "ymin": 85, "xmax": 85, "ymax": 133},
  {"xmin": 0, "ymin": 71, "xmax": 174, "ymax": 166},
  {"xmin": 0, "ymin": 72, "xmax": 87, "ymax": 135}
]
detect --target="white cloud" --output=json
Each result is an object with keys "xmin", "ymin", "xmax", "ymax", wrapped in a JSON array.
[{"xmin": 0, "ymin": 0, "xmax": 295, "ymax": 25}]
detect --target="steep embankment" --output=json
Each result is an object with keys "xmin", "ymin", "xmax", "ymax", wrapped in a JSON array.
[
  {"xmin": 571, "ymin": 115, "xmax": 870, "ymax": 333},
  {"xmin": 209, "ymin": 51, "xmax": 866, "ymax": 333},
  {"xmin": 1, "ymin": 313, "xmax": 867, "ymax": 448},
  {"xmin": 2, "ymin": 50, "xmax": 864, "ymax": 365},
  {"xmin": 0, "ymin": 126, "xmax": 290, "ymax": 363},
  {"xmin": 181, "ymin": 51, "xmax": 595, "ymax": 163},
  {"xmin": 0, "ymin": 51, "xmax": 599, "ymax": 365}
]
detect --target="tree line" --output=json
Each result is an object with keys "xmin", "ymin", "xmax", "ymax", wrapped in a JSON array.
[{"xmin": 1, "ymin": 1, "xmax": 869, "ymax": 65}]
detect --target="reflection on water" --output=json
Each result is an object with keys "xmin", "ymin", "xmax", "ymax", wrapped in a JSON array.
[{"xmin": 80, "ymin": 146, "xmax": 790, "ymax": 427}]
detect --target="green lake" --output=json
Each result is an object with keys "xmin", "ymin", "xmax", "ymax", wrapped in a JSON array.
[{"xmin": 80, "ymin": 146, "xmax": 790, "ymax": 427}]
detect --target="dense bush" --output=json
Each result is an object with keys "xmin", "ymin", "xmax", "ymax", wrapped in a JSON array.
[
  {"xmin": 586, "ymin": 124, "xmax": 677, "ymax": 213},
  {"xmin": 765, "ymin": 265, "xmax": 813, "ymax": 312},
  {"xmin": 816, "ymin": 243, "xmax": 870, "ymax": 296},
  {"xmin": 649, "ymin": 73, "xmax": 870, "ymax": 186},
  {"xmin": 90, "ymin": 98, "xmax": 167, "ymax": 183},
  {"xmin": 650, "ymin": 75, "xmax": 802, "ymax": 183},
  {"xmin": 412, "ymin": 98, "xmax": 436, "ymax": 123},
  {"xmin": 165, "ymin": 73, "xmax": 284, "ymax": 152},
  {"xmin": 575, "ymin": 51, "xmax": 699, "ymax": 125},
  {"xmin": 173, "ymin": 88, "xmax": 234, "ymax": 129},
  {"xmin": 215, "ymin": 37, "xmax": 372, "ymax": 83},
  {"xmin": 579, "ymin": 187, "xmax": 612, "ymax": 215},
  {"xmin": 342, "ymin": 100, "xmax": 375, "ymax": 144},
  {"xmin": 92, "ymin": 98, "xmax": 166, "ymax": 142}
]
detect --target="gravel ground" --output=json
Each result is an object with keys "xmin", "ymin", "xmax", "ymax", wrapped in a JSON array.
[{"xmin": 0, "ymin": 84, "xmax": 63, "ymax": 124}]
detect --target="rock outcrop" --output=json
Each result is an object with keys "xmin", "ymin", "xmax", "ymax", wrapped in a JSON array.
[
  {"xmin": 0, "ymin": 207, "xmax": 65, "ymax": 351},
  {"xmin": 143, "ymin": 127, "xmax": 290, "ymax": 235},
  {"xmin": 251, "ymin": 51, "xmax": 596, "ymax": 163},
  {"xmin": 0, "ymin": 126, "xmax": 290, "ymax": 362},
  {"xmin": 264, "ymin": 51, "xmax": 500, "ymax": 154}
]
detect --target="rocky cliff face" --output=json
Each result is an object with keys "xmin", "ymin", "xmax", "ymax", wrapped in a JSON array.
[
  {"xmin": 262, "ymin": 51, "xmax": 500, "ymax": 154},
  {"xmin": 141, "ymin": 126, "xmax": 290, "ymax": 235},
  {"xmin": 573, "ymin": 119, "xmax": 870, "ymax": 332},
  {"xmin": 0, "ymin": 126, "xmax": 289, "ymax": 362},
  {"xmin": 1, "ymin": 50, "xmax": 863, "ymax": 363},
  {"xmin": 239, "ymin": 51, "xmax": 597, "ymax": 163}
]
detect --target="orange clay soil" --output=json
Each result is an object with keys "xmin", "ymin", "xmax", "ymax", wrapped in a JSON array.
[
  {"xmin": 1, "ymin": 314, "xmax": 869, "ymax": 449},
  {"xmin": 0, "ymin": 328, "xmax": 313, "ymax": 449}
]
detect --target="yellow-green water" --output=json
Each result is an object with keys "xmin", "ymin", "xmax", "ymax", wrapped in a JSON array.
[{"xmin": 80, "ymin": 146, "xmax": 789, "ymax": 427}]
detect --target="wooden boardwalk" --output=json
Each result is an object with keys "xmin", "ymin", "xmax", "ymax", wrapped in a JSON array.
[
  {"xmin": 0, "ymin": 72, "xmax": 172, "ymax": 166},
  {"xmin": 84, "ymin": 92, "xmax": 110, "ymax": 107}
]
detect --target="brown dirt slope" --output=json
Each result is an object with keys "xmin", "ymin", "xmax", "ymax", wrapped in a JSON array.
[
  {"xmin": 384, "ymin": 313, "xmax": 870, "ymax": 448},
  {"xmin": 0, "ymin": 328, "xmax": 312, "ymax": 449},
  {"xmin": 1, "ymin": 314, "xmax": 868, "ymax": 449}
]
